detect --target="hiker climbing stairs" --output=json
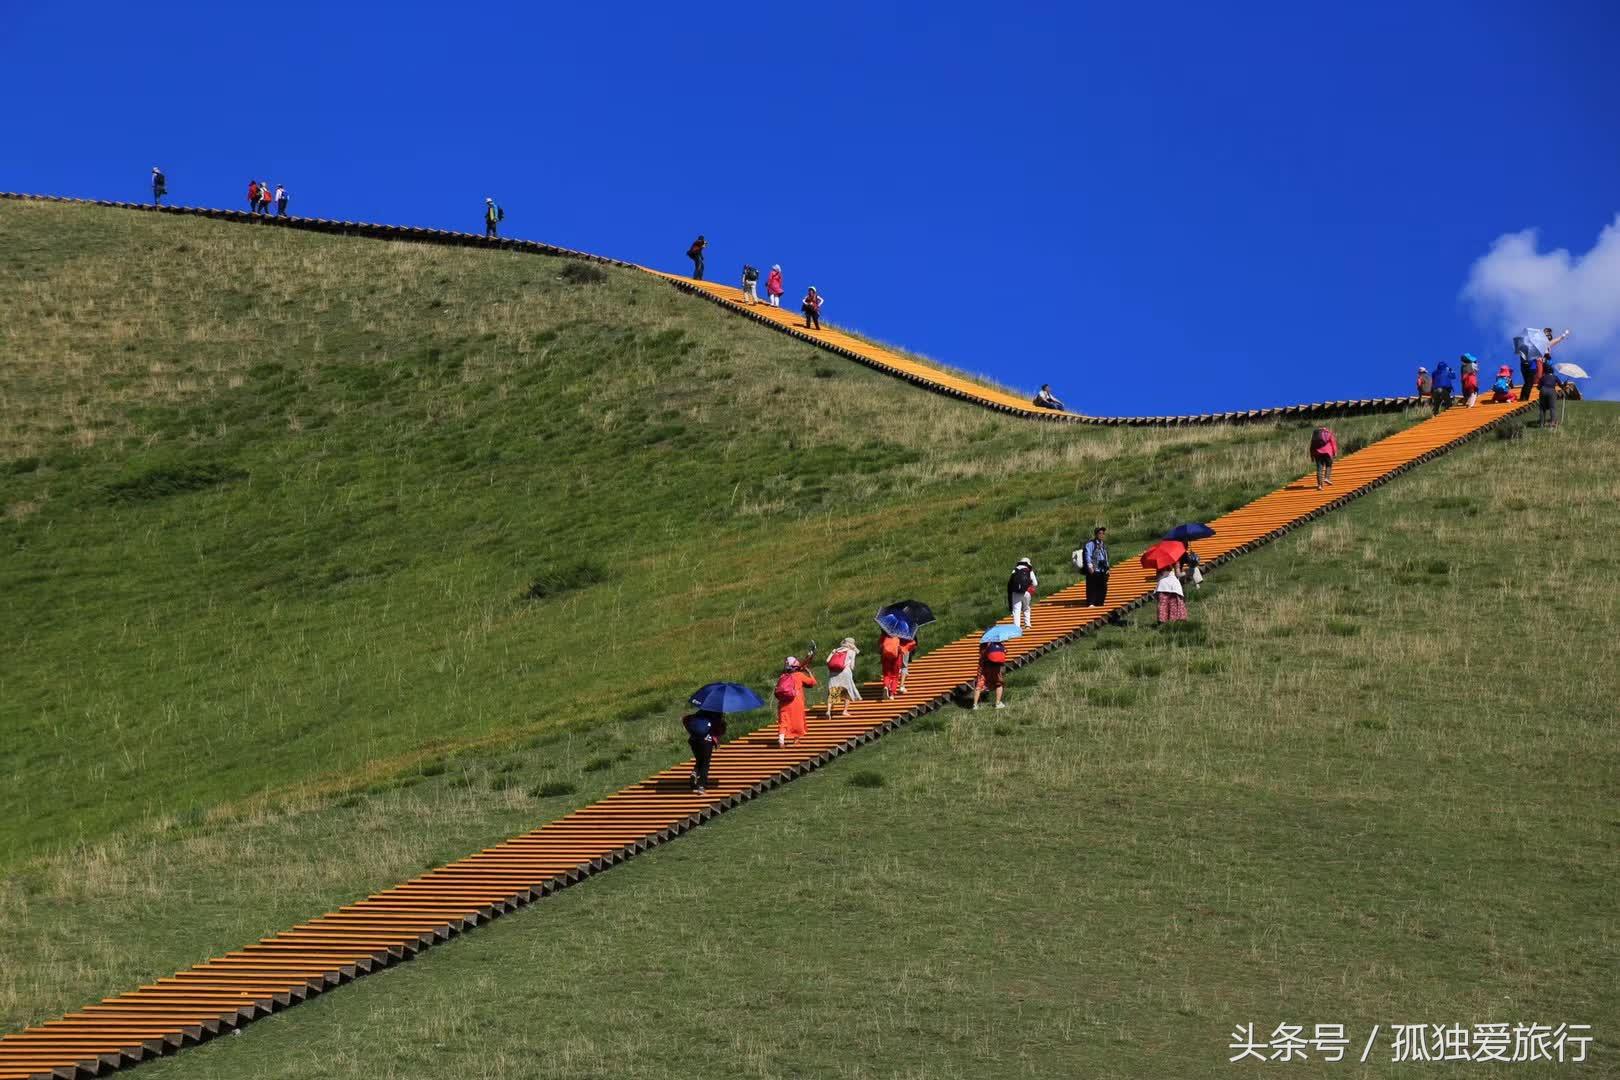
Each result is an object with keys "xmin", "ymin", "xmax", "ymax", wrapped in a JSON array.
[
  {"xmin": 1, "ymin": 191, "xmax": 1419, "ymax": 425},
  {"xmin": 0, "ymin": 392, "xmax": 1539, "ymax": 1080}
]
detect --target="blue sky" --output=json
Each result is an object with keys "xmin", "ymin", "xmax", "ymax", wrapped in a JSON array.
[{"xmin": 4, "ymin": 1, "xmax": 1617, "ymax": 412}]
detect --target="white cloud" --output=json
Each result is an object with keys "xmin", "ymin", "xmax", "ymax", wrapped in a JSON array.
[{"xmin": 1461, "ymin": 214, "xmax": 1620, "ymax": 398}]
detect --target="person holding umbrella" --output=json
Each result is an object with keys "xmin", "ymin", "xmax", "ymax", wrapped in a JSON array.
[
  {"xmin": 874, "ymin": 608, "xmax": 917, "ymax": 700},
  {"xmin": 1139, "ymin": 539, "xmax": 1188, "ymax": 624},
  {"xmin": 879, "ymin": 600, "xmax": 934, "ymax": 694},
  {"xmin": 972, "ymin": 625, "xmax": 1018, "ymax": 710},
  {"xmin": 773, "ymin": 657, "xmax": 817, "ymax": 748},
  {"xmin": 682, "ymin": 682, "xmax": 764, "ymax": 793}
]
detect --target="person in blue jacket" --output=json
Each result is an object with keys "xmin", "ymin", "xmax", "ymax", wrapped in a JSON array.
[{"xmin": 1429, "ymin": 360, "xmax": 1456, "ymax": 414}]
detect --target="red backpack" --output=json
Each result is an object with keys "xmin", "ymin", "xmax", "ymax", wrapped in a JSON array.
[
  {"xmin": 773, "ymin": 672, "xmax": 799, "ymax": 703},
  {"xmin": 827, "ymin": 650, "xmax": 847, "ymax": 674}
]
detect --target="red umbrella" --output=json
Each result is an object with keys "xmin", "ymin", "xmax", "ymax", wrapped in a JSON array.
[{"xmin": 1139, "ymin": 539, "xmax": 1186, "ymax": 571}]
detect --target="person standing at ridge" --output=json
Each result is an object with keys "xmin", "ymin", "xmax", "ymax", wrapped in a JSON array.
[
  {"xmin": 1008, "ymin": 558, "xmax": 1036, "ymax": 631},
  {"xmin": 1416, "ymin": 366, "xmax": 1431, "ymax": 399},
  {"xmin": 1076, "ymin": 526, "xmax": 1110, "ymax": 607},
  {"xmin": 802, "ymin": 286, "xmax": 824, "ymax": 330},
  {"xmin": 257, "ymin": 182, "xmax": 272, "ymax": 215},
  {"xmin": 741, "ymin": 264, "xmax": 760, "ymax": 304},
  {"xmin": 1538, "ymin": 360, "xmax": 1560, "ymax": 429},
  {"xmin": 485, "ymin": 198, "xmax": 503, "ymax": 238},
  {"xmin": 773, "ymin": 657, "xmax": 816, "ymax": 747},
  {"xmin": 766, "ymin": 264, "xmax": 784, "ymax": 307},
  {"xmin": 687, "ymin": 235, "xmax": 707, "ymax": 279},
  {"xmin": 1516, "ymin": 327, "xmax": 1570, "ymax": 401},
  {"xmin": 247, "ymin": 179, "xmax": 261, "ymax": 213},
  {"xmin": 151, "ymin": 167, "xmax": 167, "ymax": 205},
  {"xmin": 274, "ymin": 184, "xmax": 288, "ymax": 217}
]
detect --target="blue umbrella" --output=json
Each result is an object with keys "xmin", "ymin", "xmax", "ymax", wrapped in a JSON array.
[
  {"xmin": 687, "ymin": 682, "xmax": 765, "ymax": 714},
  {"xmin": 1164, "ymin": 522, "xmax": 1216, "ymax": 542},
  {"xmin": 980, "ymin": 624, "xmax": 1023, "ymax": 644},
  {"xmin": 875, "ymin": 610, "xmax": 917, "ymax": 640}
]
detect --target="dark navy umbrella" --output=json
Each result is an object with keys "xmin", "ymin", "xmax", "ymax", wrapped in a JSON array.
[
  {"xmin": 687, "ymin": 682, "xmax": 766, "ymax": 714},
  {"xmin": 1164, "ymin": 522, "xmax": 1216, "ymax": 543},
  {"xmin": 879, "ymin": 599, "xmax": 935, "ymax": 627},
  {"xmin": 874, "ymin": 610, "xmax": 917, "ymax": 640}
]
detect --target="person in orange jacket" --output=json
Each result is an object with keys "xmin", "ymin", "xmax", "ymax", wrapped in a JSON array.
[
  {"xmin": 879, "ymin": 632, "xmax": 904, "ymax": 700},
  {"xmin": 773, "ymin": 657, "xmax": 817, "ymax": 747}
]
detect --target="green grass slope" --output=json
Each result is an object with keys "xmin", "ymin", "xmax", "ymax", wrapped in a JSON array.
[
  {"xmin": 0, "ymin": 200, "xmax": 1412, "ymax": 869},
  {"xmin": 123, "ymin": 404, "xmax": 1619, "ymax": 1080}
]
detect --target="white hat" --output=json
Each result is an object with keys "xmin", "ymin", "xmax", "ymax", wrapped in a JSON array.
[
  {"xmin": 485, "ymin": 197, "xmax": 493, "ymax": 203},
  {"xmin": 771, "ymin": 264, "xmax": 780, "ymax": 271},
  {"xmin": 1017, "ymin": 557, "xmax": 1032, "ymax": 567},
  {"xmin": 785, "ymin": 656, "xmax": 801, "ymax": 670}
]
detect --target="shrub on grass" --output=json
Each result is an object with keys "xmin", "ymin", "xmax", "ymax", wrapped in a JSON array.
[
  {"xmin": 524, "ymin": 559, "xmax": 609, "ymax": 601},
  {"xmin": 558, "ymin": 262, "xmax": 608, "ymax": 286},
  {"xmin": 848, "ymin": 770, "xmax": 886, "ymax": 788},
  {"xmin": 105, "ymin": 459, "xmax": 246, "ymax": 502},
  {"xmin": 530, "ymin": 780, "xmax": 577, "ymax": 799}
]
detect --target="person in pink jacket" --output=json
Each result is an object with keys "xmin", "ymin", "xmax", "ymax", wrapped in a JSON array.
[
  {"xmin": 765, "ymin": 264, "xmax": 784, "ymax": 307},
  {"xmin": 1310, "ymin": 427, "xmax": 1338, "ymax": 490}
]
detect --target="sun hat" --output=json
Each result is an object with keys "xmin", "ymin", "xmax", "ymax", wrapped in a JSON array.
[
  {"xmin": 785, "ymin": 656, "xmax": 801, "ymax": 670},
  {"xmin": 1017, "ymin": 557, "xmax": 1032, "ymax": 567},
  {"xmin": 1497, "ymin": 365, "xmax": 1513, "ymax": 376},
  {"xmin": 771, "ymin": 264, "xmax": 780, "ymax": 271},
  {"xmin": 839, "ymin": 637, "xmax": 859, "ymax": 651}
]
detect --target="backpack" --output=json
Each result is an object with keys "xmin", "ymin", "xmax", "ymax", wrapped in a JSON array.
[
  {"xmin": 686, "ymin": 713, "xmax": 712, "ymax": 737},
  {"xmin": 743, "ymin": 265, "xmax": 758, "ymax": 282},
  {"xmin": 827, "ymin": 650, "xmax": 847, "ymax": 674},
  {"xmin": 985, "ymin": 645, "xmax": 1008, "ymax": 665},
  {"xmin": 1310, "ymin": 427, "xmax": 1332, "ymax": 453},
  {"xmin": 1008, "ymin": 567, "xmax": 1032, "ymax": 595},
  {"xmin": 497, "ymin": 206, "xmax": 505, "ymax": 221},
  {"xmin": 773, "ymin": 672, "xmax": 799, "ymax": 703}
]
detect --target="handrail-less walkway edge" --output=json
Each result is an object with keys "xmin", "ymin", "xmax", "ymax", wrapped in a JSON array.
[
  {"xmin": 0, "ymin": 396, "xmax": 1537, "ymax": 1080},
  {"xmin": 1, "ymin": 191, "xmax": 1420, "ymax": 426}
]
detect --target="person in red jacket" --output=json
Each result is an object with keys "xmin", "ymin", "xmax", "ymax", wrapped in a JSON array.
[
  {"xmin": 765, "ymin": 264, "xmax": 784, "ymax": 307},
  {"xmin": 774, "ymin": 657, "xmax": 817, "ymax": 747},
  {"xmin": 878, "ymin": 632, "xmax": 904, "ymax": 700},
  {"xmin": 247, "ymin": 180, "xmax": 260, "ymax": 213},
  {"xmin": 802, "ymin": 286, "xmax": 823, "ymax": 330}
]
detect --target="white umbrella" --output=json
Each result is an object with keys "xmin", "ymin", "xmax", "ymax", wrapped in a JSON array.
[{"xmin": 1554, "ymin": 362, "xmax": 1590, "ymax": 379}]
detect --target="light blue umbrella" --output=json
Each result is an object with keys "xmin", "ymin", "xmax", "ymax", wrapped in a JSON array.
[{"xmin": 980, "ymin": 624, "xmax": 1023, "ymax": 644}]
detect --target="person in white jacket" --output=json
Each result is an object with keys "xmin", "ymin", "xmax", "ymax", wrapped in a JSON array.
[{"xmin": 825, "ymin": 637, "xmax": 862, "ymax": 717}]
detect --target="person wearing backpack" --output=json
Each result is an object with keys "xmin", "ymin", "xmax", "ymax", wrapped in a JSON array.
[
  {"xmin": 971, "ymin": 638, "xmax": 1009, "ymax": 710},
  {"xmin": 765, "ymin": 264, "xmax": 784, "ymax": 307},
  {"xmin": 773, "ymin": 657, "xmax": 817, "ymax": 747},
  {"xmin": 687, "ymin": 235, "xmax": 707, "ymax": 279},
  {"xmin": 1309, "ymin": 426, "xmax": 1338, "ymax": 490},
  {"xmin": 681, "ymin": 708, "xmax": 727, "ymax": 794},
  {"xmin": 485, "ymin": 198, "xmax": 504, "ymax": 238},
  {"xmin": 825, "ymin": 637, "xmax": 861, "ymax": 717},
  {"xmin": 274, "ymin": 184, "xmax": 288, "ymax": 217},
  {"xmin": 1416, "ymin": 366, "xmax": 1431, "ymax": 399},
  {"xmin": 1429, "ymin": 361, "xmax": 1456, "ymax": 415},
  {"xmin": 1459, "ymin": 353, "xmax": 1481, "ymax": 407},
  {"xmin": 1075, "ymin": 526, "xmax": 1109, "ymax": 607},
  {"xmin": 1007, "ymin": 558, "xmax": 1036, "ymax": 631},
  {"xmin": 741, "ymin": 264, "xmax": 760, "ymax": 304},
  {"xmin": 151, "ymin": 167, "xmax": 167, "ymax": 205},
  {"xmin": 1490, "ymin": 365, "xmax": 1514, "ymax": 404},
  {"xmin": 247, "ymin": 179, "xmax": 261, "ymax": 213}
]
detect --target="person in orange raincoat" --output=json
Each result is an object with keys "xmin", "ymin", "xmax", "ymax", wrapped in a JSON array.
[
  {"xmin": 774, "ymin": 657, "xmax": 817, "ymax": 747},
  {"xmin": 879, "ymin": 632, "xmax": 904, "ymax": 700}
]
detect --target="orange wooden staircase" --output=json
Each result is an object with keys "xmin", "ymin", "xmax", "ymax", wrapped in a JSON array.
[{"xmin": 0, "ymin": 393, "xmax": 1537, "ymax": 1080}]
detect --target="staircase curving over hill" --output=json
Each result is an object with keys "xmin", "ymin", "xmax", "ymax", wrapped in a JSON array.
[{"xmin": 1, "ymin": 191, "xmax": 1420, "ymax": 425}]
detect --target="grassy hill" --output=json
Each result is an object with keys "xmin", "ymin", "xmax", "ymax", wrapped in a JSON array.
[
  {"xmin": 6, "ymin": 201, "xmax": 1609, "ymax": 1077},
  {"xmin": 120, "ymin": 403, "xmax": 1618, "ymax": 1080}
]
